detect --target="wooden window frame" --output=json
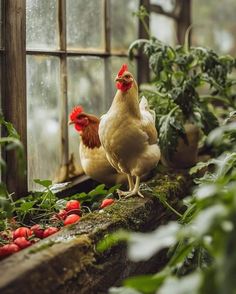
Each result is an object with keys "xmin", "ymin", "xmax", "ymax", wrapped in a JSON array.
[
  {"xmin": 149, "ymin": 0, "xmax": 192, "ymax": 44},
  {"xmin": 1, "ymin": 0, "xmax": 191, "ymax": 198}
]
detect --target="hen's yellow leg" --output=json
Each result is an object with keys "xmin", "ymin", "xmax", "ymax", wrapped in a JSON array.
[
  {"xmin": 124, "ymin": 176, "xmax": 144, "ymax": 198},
  {"xmin": 128, "ymin": 174, "xmax": 134, "ymax": 191},
  {"xmin": 117, "ymin": 176, "xmax": 144, "ymax": 198}
]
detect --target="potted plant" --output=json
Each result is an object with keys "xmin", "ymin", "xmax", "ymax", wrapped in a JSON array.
[{"xmin": 129, "ymin": 7, "xmax": 236, "ymax": 168}]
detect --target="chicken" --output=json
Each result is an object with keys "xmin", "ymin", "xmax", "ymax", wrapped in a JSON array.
[
  {"xmin": 98, "ymin": 64, "xmax": 161, "ymax": 197},
  {"xmin": 68, "ymin": 106, "xmax": 127, "ymax": 186}
]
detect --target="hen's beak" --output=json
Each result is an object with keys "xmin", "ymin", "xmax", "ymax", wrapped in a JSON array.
[
  {"xmin": 115, "ymin": 77, "xmax": 123, "ymax": 82},
  {"xmin": 68, "ymin": 120, "xmax": 75, "ymax": 125}
]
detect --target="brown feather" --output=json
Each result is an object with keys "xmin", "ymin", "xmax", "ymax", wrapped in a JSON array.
[{"xmin": 81, "ymin": 115, "xmax": 101, "ymax": 149}]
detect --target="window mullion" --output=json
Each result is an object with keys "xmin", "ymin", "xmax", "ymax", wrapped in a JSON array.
[
  {"xmin": 138, "ymin": 0, "xmax": 150, "ymax": 84},
  {"xmin": 58, "ymin": 0, "xmax": 69, "ymax": 179},
  {"xmin": 104, "ymin": 0, "xmax": 111, "ymax": 54},
  {"xmin": 176, "ymin": 0, "xmax": 191, "ymax": 44},
  {"xmin": 104, "ymin": 0, "xmax": 112, "ymax": 111}
]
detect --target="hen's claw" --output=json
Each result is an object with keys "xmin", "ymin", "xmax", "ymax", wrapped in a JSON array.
[
  {"xmin": 116, "ymin": 188, "xmax": 145, "ymax": 199},
  {"xmin": 124, "ymin": 190, "xmax": 144, "ymax": 198},
  {"xmin": 117, "ymin": 176, "xmax": 145, "ymax": 199}
]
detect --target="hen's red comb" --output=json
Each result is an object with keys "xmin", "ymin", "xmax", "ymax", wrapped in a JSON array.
[
  {"xmin": 118, "ymin": 64, "xmax": 128, "ymax": 77},
  {"xmin": 70, "ymin": 106, "xmax": 84, "ymax": 121}
]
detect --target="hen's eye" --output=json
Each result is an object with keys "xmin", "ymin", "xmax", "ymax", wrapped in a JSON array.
[{"xmin": 125, "ymin": 75, "xmax": 130, "ymax": 78}]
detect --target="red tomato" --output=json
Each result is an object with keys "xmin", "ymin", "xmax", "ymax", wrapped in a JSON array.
[
  {"xmin": 31, "ymin": 224, "xmax": 44, "ymax": 239},
  {"xmin": 66, "ymin": 209, "xmax": 80, "ymax": 216},
  {"xmin": 57, "ymin": 209, "xmax": 68, "ymax": 220},
  {"xmin": 65, "ymin": 200, "xmax": 80, "ymax": 211},
  {"xmin": 13, "ymin": 227, "xmax": 32, "ymax": 240},
  {"xmin": 63, "ymin": 214, "xmax": 80, "ymax": 226},
  {"xmin": 43, "ymin": 227, "xmax": 59, "ymax": 238},
  {"xmin": 100, "ymin": 199, "xmax": 115, "ymax": 209},
  {"xmin": 14, "ymin": 237, "xmax": 32, "ymax": 249},
  {"xmin": 0, "ymin": 243, "xmax": 20, "ymax": 257}
]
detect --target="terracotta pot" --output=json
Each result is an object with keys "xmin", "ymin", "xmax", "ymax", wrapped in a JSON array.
[{"xmin": 161, "ymin": 123, "xmax": 200, "ymax": 169}]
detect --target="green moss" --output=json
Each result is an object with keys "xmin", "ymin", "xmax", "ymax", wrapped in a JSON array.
[
  {"xmin": 70, "ymin": 171, "xmax": 188, "ymax": 236},
  {"xmin": 29, "ymin": 240, "xmax": 57, "ymax": 254}
]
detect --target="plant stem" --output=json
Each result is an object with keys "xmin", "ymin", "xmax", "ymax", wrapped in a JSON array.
[
  {"xmin": 162, "ymin": 199, "xmax": 183, "ymax": 218},
  {"xmin": 168, "ymin": 105, "xmax": 179, "ymax": 117},
  {"xmin": 141, "ymin": 18, "xmax": 151, "ymax": 38},
  {"xmin": 200, "ymin": 95, "xmax": 232, "ymax": 106}
]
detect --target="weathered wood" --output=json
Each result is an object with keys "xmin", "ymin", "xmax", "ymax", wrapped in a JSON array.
[
  {"xmin": 138, "ymin": 0, "xmax": 150, "ymax": 84},
  {"xmin": 2, "ymin": 0, "xmax": 27, "ymax": 197},
  {"xmin": 176, "ymin": 0, "xmax": 192, "ymax": 45},
  {"xmin": 0, "ymin": 172, "xmax": 190, "ymax": 294},
  {"xmin": 58, "ymin": 0, "xmax": 69, "ymax": 176}
]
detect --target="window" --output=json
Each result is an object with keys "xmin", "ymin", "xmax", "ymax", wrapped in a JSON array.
[
  {"xmin": 149, "ymin": 0, "xmax": 191, "ymax": 45},
  {"xmin": 192, "ymin": 0, "xmax": 236, "ymax": 56},
  {"xmin": 26, "ymin": 0, "xmax": 139, "ymax": 190},
  {"xmin": 1, "ymin": 0, "xmax": 189, "ymax": 197}
]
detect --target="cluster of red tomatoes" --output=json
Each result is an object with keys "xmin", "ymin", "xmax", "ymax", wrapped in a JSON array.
[
  {"xmin": 0, "ymin": 200, "xmax": 81, "ymax": 258},
  {"xmin": 0, "ymin": 198, "xmax": 115, "ymax": 259}
]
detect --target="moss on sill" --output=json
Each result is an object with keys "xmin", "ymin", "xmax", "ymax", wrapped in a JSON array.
[{"xmin": 0, "ymin": 169, "xmax": 191, "ymax": 294}]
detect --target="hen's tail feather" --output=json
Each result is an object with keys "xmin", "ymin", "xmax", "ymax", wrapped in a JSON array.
[{"xmin": 139, "ymin": 96, "xmax": 156, "ymax": 124}]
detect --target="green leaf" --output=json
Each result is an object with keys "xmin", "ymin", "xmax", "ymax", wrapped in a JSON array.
[
  {"xmin": 128, "ymin": 39, "xmax": 149, "ymax": 60},
  {"xmin": 189, "ymin": 159, "xmax": 218, "ymax": 175},
  {"xmin": 105, "ymin": 193, "xmax": 115, "ymax": 199},
  {"xmin": 124, "ymin": 272, "xmax": 168, "ymax": 294},
  {"xmin": 128, "ymin": 222, "xmax": 180, "ymax": 261},
  {"xmin": 95, "ymin": 184, "xmax": 106, "ymax": 192},
  {"xmin": 0, "ymin": 197, "xmax": 12, "ymax": 218},
  {"xmin": 34, "ymin": 179, "xmax": 52, "ymax": 188},
  {"xmin": 88, "ymin": 185, "xmax": 107, "ymax": 198},
  {"xmin": 97, "ymin": 230, "xmax": 130, "ymax": 253},
  {"xmin": 74, "ymin": 192, "xmax": 88, "ymax": 200},
  {"xmin": 55, "ymin": 199, "xmax": 67, "ymax": 210},
  {"xmin": 207, "ymin": 122, "xmax": 236, "ymax": 145},
  {"xmin": 19, "ymin": 201, "xmax": 35, "ymax": 213},
  {"xmin": 50, "ymin": 182, "xmax": 71, "ymax": 193},
  {"xmin": 1, "ymin": 117, "xmax": 20, "ymax": 140},
  {"xmin": 191, "ymin": 204, "xmax": 227, "ymax": 236},
  {"xmin": 194, "ymin": 184, "xmax": 218, "ymax": 200},
  {"xmin": 158, "ymin": 106, "xmax": 183, "ymax": 161},
  {"xmin": 168, "ymin": 241, "xmax": 196, "ymax": 267},
  {"xmin": 159, "ymin": 273, "xmax": 201, "ymax": 294},
  {"xmin": 195, "ymin": 106, "xmax": 219, "ymax": 135},
  {"xmin": 108, "ymin": 184, "xmax": 121, "ymax": 194},
  {"xmin": 109, "ymin": 287, "xmax": 142, "ymax": 294}
]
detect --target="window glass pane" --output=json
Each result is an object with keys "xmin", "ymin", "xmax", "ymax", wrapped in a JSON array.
[
  {"xmin": 27, "ymin": 55, "xmax": 61, "ymax": 190},
  {"xmin": 67, "ymin": 57, "xmax": 105, "ymax": 165},
  {"xmin": 67, "ymin": 0, "xmax": 105, "ymax": 50},
  {"xmin": 26, "ymin": 0, "xmax": 59, "ymax": 50},
  {"xmin": 192, "ymin": 0, "xmax": 236, "ymax": 55},
  {"xmin": 150, "ymin": 0, "xmax": 176, "ymax": 13},
  {"xmin": 150, "ymin": 13, "xmax": 176, "ymax": 45},
  {"xmin": 110, "ymin": 0, "xmax": 139, "ymax": 52}
]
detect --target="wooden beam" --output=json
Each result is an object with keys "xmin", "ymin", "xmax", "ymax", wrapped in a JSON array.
[
  {"xmin": 2, "ymin": 0, "xmax": 27, "ymax": 198},
  {"xmin": 176, "ymin": 0, "xmax": 192, "ymax": 45},
  {"xmin": 138, "ymin": 0, "xmax": 150, "ymax": 85},
  {"xmin": 59, "ymin": 0, "xmax": 69, "ymax": 170},
  {"xmin": 150, "ymin": 4, "xmax": 178, "ymax": 20}
]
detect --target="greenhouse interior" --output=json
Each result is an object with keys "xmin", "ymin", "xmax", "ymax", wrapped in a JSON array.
[{"xmin": 0, "ymin": 0, "xmax": 236, "ymax": 293}]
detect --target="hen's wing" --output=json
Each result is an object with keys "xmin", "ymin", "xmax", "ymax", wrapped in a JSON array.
[{"xmin": 139, "ymin": 96, "xmax": 157, "ymax": 144}]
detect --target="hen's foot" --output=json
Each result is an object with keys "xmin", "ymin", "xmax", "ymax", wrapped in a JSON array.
[
  {"xmin": 124, "ymin": 189, "xmax": 144, "ymax": 198},
  {"xmin": 116, "ymin": 188, "xmax": 144, "ymax": 198},
  {"xmin": 117, "ymin": 176, "xmax": 145, "ymax": 198},
  {"xmin": 116, "ymin": 189, "xmax": 130, "ymax": 199}
]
